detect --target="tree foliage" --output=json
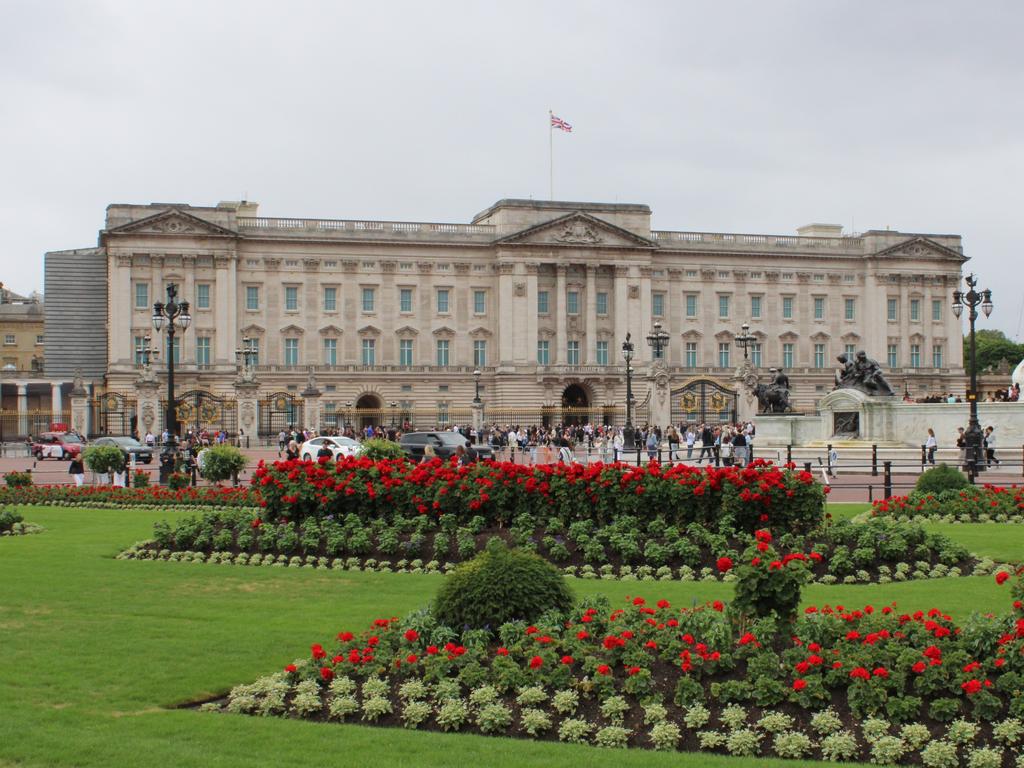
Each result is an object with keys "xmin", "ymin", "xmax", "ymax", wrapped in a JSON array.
[{"xmin": 964, "ymin": 329, "xmax": 1024, "ymax": 375}]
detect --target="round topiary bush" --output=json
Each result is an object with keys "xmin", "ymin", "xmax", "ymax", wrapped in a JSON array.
[
  {"xmin": 199, "ymin": 444, "xmax": 247, "ymax": 484},
  {"xmin": 357, "ymin": 438, "xmax": 406, "ymax": 461},
  {"xmin": 434, "ymin": 538, "xmax": 574, "ymax": 630},
  {"xmin": 915, "ymin": 463, "xmax": 969, "ymax": 495}
]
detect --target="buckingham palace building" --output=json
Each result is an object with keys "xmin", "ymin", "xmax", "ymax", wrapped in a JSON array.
[{"xmin": 43, "ymin": 197, "xmax": 967, "ymax": 436}]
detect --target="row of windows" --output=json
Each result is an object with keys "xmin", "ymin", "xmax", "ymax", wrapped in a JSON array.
[
  {"xmin": 137, "ymin": 332, "xmax": 947, "ymax": 371},
  {"xmin": 2, "ymin": 333, "xmax": 45, "ymax": 346},
  {"xmin": 137, "ymin": 281, "xmax": 950, "ymax": 326}
]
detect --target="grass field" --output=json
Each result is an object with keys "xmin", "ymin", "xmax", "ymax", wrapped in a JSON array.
[{"xmin": 0, "ymin": 503, "xmax": 1018, "ymax": 768}]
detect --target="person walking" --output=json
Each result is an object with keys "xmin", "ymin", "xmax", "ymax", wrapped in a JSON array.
[
  {"xmin": 732, "ymin": 429, "xmax": 748, "ymax": 467},
  {"xmin": 646, "ymin": 430, "xmax": 659, "ymax": 461},
  {"xmin": 68, "ymin": 456, "xmax": 85, "ymax": 486},
  {"xmin": 685, "ymin": 426, "xmax": 696, "ymax": 460},
  {"xmin": 925, "ymin": 428, "xmax": 937, "ymax": 466},
  {"xmin": 984, "ymin": 426, "xmax": 1000, "ymax": 466},
  {"xmin": 698, "ymin": 424, "xmax": 714, "ymax": 464}
]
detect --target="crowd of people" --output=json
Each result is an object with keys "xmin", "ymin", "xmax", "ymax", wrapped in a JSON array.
[{"xmin": 910, "ymin": 382, "xmax": 1021, "ymax": 403}]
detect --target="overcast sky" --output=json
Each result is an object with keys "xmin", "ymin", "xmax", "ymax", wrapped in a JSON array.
[{"xmin": 2, "ymin": 0, "xmax": 1022, "ymax": 340}]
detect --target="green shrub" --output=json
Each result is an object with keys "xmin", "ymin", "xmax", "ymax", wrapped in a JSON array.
[
  {"xmin": 200, "ymin": 445, "xmax": 247, "ymax": 484},
  {"xmin": 433, "ymin": 538, "xmax": 574, "ymax": 630},
  {"xmin": 4, "ymin": 471, "xmax": 33, "ymax": 487},
  {"xmin": 915, "ymin": 463, "xmax": 969, "ymax": 494},
  {"xmin": 82, "ymin": 445, "xmax": 126, "ymax": 475},
  {"xmin": 131, "ymin": 470, "xmax": 150, "ymax": 488},
  {"xmin": 358, "ymin": 438, "xmax": 406, "ymax": 461},
  {"xmin": 168, "ymin": 472, "xmax": 191, "ymax": 490}
]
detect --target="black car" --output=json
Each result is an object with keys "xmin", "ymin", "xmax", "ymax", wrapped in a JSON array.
[
  {"xmin": 91, "ymin": 436, "xmax": 154, "ymax": 464},
  {"xmin": 399, "ymin": 431, "xmax": 493, "ymax": 462}
]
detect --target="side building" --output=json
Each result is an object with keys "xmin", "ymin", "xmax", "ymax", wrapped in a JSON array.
[{"xmin": 44, "ymin": 198, "xmax": 967, "ymax": 436}]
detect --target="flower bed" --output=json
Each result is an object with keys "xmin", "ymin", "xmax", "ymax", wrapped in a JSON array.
[
  {"xmin": 210, "ymin": 575, "xmax": 1024, "ymax": 764},
  {"xmin": 121, "ymin": 510, "xmax": 988, "ymax": 583},
  {"xmin": 0, "ymin": 508, "xmax": 43, "ymax": 536},
  {"xmin": 872, "ymin": 485, "xmax": 1024, "ymax": 524},
  {"xmin": 253, "ymin": 457, "xmax": 826, "ymax": 535},
  {"xmin": 0, "ymin": 484, "xmax": 259, "ymax": 511}
]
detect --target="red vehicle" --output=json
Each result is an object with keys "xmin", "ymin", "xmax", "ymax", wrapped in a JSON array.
[{"xmin": 31, "ymin": 432, "xmax": 84, "ymax": 460}]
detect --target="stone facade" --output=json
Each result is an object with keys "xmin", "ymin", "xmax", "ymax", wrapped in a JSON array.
[{"xmin": 49, "ymin": 198, "xmax": 968, "ymax": 433}]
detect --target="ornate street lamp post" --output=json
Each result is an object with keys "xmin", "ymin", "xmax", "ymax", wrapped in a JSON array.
[
  {"xmin": 473, "ymin": 368, "xmax": 482, "ymax": 404},
  {"xmin": 645, "ymin": 320, "xmax": 670, "ymax": 360},
  {"xmin": 152, "ymin": 284, "xmax": 191, "ymax": 484},
  {"xmin": 622, "ymin": 333, "xmax": 635, "ymax": 451},
  {"xmin": 952, "ymin": 274, "xmax": 993, "ymax": 483},
  {"xmin": 344, "ymin": 401, "xmax": 353, "ymax": 431},
  {"xmin": 235, "ymin": 336, "xmax": 258, "ymax": 381},
  {"xmin": 734, "ymin": 323, "xmax": 756, "ymax": 361},
  {"xmin": 390, "ymin": 401, "xmax": 398, "ymax": 428}
]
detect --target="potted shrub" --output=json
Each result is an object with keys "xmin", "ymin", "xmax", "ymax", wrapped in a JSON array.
[
  {"xmin": 199, "ymin": 445, "xmax": 247, "ymax": 486},
  {"xmin": 82, "ymin": 445, "xmax": 126, "ymax": 485}
]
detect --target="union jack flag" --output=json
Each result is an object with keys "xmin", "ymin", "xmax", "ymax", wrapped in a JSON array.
[{"xmin": 550, "ymin": 113, "xmax": 572, "ymax": 132}]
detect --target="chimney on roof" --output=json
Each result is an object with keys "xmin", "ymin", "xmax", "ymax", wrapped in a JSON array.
[{"xmin": 797, "ymin": 223, "xmax": 844, "ymax": 238}]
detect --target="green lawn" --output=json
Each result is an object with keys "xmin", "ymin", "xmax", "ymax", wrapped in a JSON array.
[
  {"xmin": 921, "ymin": 521, "xmax": 1024, "ymax": 563},
  {"xmin": 0, "ymin": 505, "xmax": 1017, "ymax": 768},
  {"xmin": 826, "ymin": 502, "xmax": 871, "ymax": 523}
]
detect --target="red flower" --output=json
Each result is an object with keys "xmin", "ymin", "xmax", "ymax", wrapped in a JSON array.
[
  {"xmin": 792, "ymin": 679, "xmax": 807, "ymax": 691},
  {"xmin": 337, "ymin": 631, "xmax": 354, "ymax": 642},
  {"xmin": 961, "ymin": 679, "xmax": 982, "ymax": 695},
  {"xmin": 496, "ymin": 647, "xmax": 509, "ymax": 656},
  {"xmin": 716, "ymin": 556, "xmax": 733, "ymax": 573},
  {"xmin": 406, "ymin": 654, "xmax": 418, "ymax": 664},
  {"xmin": 284, "ymin": 664, "xmax": 297, "ymax": 673},
  {"xmin": 577, "ymin": 630, "xmax": 590, "ymax": 640},
  {"xmin": 873, "ymin": 667, "xmax": 889, "ymax": 678},
  {"xmin": 596, "ymin": 664, "xmax": 611, "ymax": 675},
  {"xmin": 311, "ymin": 643, "xmax": 326, "ymax": 659},
  {"xmin": 529, "ymin": 655, "xmax": 543, "ymax": 669},
  {"xmin": 426, "ymin": 645, "xmax": 438, "ymax": 655},
  {"xmin": 320, "ymin": 667, "xmax": 334, "ymax": 681},
  {"xmin": 626, "ymin": 666, "xmax": 641, "ymax": 676},
  {"xmin": 912, "ymin": 661, "xmax": 926, "ymax": 674},
  {"xmin": 561, "ymin": 655, "xmax": 574, "ymax": 665},
  {"xmin": 404, "ymin": 629, "xmax": 420, "ymax": 642},
  {"xmin": 996, "ymin": 571, "xmax": 1011, "ymax": 585},
  {"xmin": 712, "ymin": 600, "xmax": 725, "ymax": 612},
  {"xmin": 251, "ymin": 518, "xmax": 262, "ymax": 528},
  {"xmin": 738, "ymin": 632, "xmax": 756, "ymax": 646},
  {"xmin": 657, "ymin": 599, "xmax": 670, "ymax": 609},
  {"xmin": 849, "ymin": 667, "xmax": 870, "ymax": 680}
]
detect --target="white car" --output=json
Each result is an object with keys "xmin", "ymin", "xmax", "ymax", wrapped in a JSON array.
[{"xmin": 299, "ymin": 436, "xmax": 361, "ymax": 461}]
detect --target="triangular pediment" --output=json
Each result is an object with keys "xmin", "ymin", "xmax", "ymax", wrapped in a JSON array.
[
  {"xmin": 432, "ymin": 325, "xmax": 457, "ymax": 337},
  {"xmin": 496, "ymin": 212, "xmax": 654, "ymax": 249},
  {"xmin": 358, "ymin": 325, "xmax": 381, "ymax": 336},
  {"xmin": 318, "ymin": 324, "xmax": 344, "ymax": 336},
  {"xmin": 468, "ymin": 326, "xmax": 492, "ymax": 337},
  {"xmin": 394, "ymin": 325, "xmax": 419, "ymax": 336},
  {"xmin": 871, "ymin": 237, "xmax": 966, "ymax": 262},
  {"xmin": 240, "ymin": 324, "xmax": 265, "ymax": 336},
  {"xmin": 279, "ymin": 324, "xmax": 305, "ymax": 335},
  {"xmin": 107, "ymin": 208, "xmax": 237, "ymax": 237}
]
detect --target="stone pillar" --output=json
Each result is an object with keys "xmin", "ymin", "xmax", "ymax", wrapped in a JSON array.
[
  {"xmin": 135, "ymin": 380, "xmax": 162, "ymax": 441},
  {"xmin": 235, "ymin": 381, "xmax": 260, "ymax": 448},
  {"xmin": 585, "ymin": 265, "xmax": 597, "ymax": 363},
  {"xmin": 648, "ymin": 360, "xmax": 671, "ymax": 429},
  {"xmin": 471, "ymin": 400, "xmax": 484, "ymax": 438},
  {"xmin": 555, "ymin": 265, "xmax": 567, "ymax": 364},
  {"xmin": 733, "ymin": 360, "xmax": 759, "ymax": 423},
  {"xmin": 51, "ymin": 382, "xmax": 63, "ymax": 416},
  {"xmin": 16, "ymin": 383, "xmax": 29, "ymax": 437},
  {"xmin": 302, "ymin": 380, "xmax": 322, "ymax": 434},
  {"xmin": 497, "ymin": 262, "xmax": 515, "ymax": 365},
  {"xmin": 613, "ymin": 266, "xmax": 629, "ymax": 355},
  {"xmin": 70, "ymin": 377, "xmax": 89, "ymax": 437}
]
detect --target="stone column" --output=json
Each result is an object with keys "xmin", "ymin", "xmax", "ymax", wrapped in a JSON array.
[
  {"xmin": 70, "ymin": 377, "xmax": 89, "ymax": 437},
  {"xmin": 497, "ymin": 262, "xmax": 515, "ymax": 365},
  {"xmin": 135, "ymin": 380, "xmax": 162, "ymax": 441},
  {"xmin": 525, "ymin": 263, "xmax": 539, "ymax": 367},
  {"xmin": 302, "ymin": 377, "xmax": 322, "ymax": 434},
  {"xmin": 733, "ymin": 360, "xmax": 759, "ymax": 423},
  {"xmin": 214, "ymin": 255, "xmax": 235, "ymax": 366},
  {"xmin": 555, "ymin": 264, "xmax": 567, "ymax": 364},
  {"xmin": 613, "ymin": 266, "xmax": 629, "ymax": 355},
  {"xmin": 648, "ymin": 360, "xmax": 671, "ymax": 429},
  {"xmin": 585, "ymin": 265, "xmax": 597, "ymax": 363},
  {"xmin": 234, "ymin": 381, "xmax": 260, "ymax": 448},
  {"xmin": 16, "ymin": 383, "xmax": 29, "ymax": 437},
  {"xmin": 51, "ymin": 382, "xmax": 63, "ymax": 416},
  {"xmin": 471, "ymin": 400, "xmax": 483, "ymax": 437},
  {"xmin": 639, "ymin": 267, "xmax": 653, "ymax": 364}
]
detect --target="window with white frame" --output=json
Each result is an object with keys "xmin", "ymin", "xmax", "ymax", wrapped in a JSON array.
[
  {"xmin": 596, "ymin": 340, "xmax": 608, "ymax": 365},
  {"xmin": 361, "ymin": 338, "xmax": 375, "ymax": 366},
  {"xmin": 473, "ymin": 339, "xmax": 487, "ymax": 367},
  {"xmin": 436, "ymin": 339, "xmax": 450, "ymax": 367},
  {"xmin": 323, "ymin": 338, "xmax": 337, "ymax": 365},
  {"xmin": 399, "ymin": 339, "xmax": 413, "ymax": 367},
  {"xmin": 718, "ymin": 342, "xmax": 730, "ymax": 367},
  {"xmin": 284, "ymin": 338, "xmax": 299, "ymax": 366}
]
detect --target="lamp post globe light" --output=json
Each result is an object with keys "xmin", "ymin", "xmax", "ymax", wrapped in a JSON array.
[
  {"xmin": 645, "ymin": 320, "xmax": 670, "ymax": 360},
  {"xmin": 389, "ymin": 401, "xmax": 398, "ymax": 428},
  {"xmin": 735, "ymin": 322, "xmax": 756, "ymax": 361},
  {"xmin": 621, "ymin": 333, "xmax": 635, "ymax": 450},
  {"xmin": 951, "ymin": 273, "xmax": 993, "ymax": 483},
  {"xmin": 152, "ymin": 283, "xmax": 191, "ymax": 484},
  {"xmin": 473, "ymin": 368, "xmax": 482, "ymax": 404}
]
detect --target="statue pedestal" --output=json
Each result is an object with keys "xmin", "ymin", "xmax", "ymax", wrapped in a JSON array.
[
  {"xmin": 234, "ymin": 381, "xmax": 259, "ymax": 447},
  {"xmin": 818, "ymin": 388, "xmax": 900, "ymax": 443}
]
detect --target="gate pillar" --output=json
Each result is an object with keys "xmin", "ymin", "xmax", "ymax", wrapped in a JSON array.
[
  {"xmin": 648, "ymin": 360, "xmax": 672, "ymax": 428},
  {"xmin": 70, "ymin": 372, "xmax": 89, "ymax": 437},
  {"xmin": 135, "ymin": 379, "xmax": 161, "ymax": 441},
  {"xmin": 235, "ymin": 381, "xmax": 259, "ymax": 447}
]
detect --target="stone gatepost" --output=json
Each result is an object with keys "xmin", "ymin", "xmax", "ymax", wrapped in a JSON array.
[
  {"xmin": 471, "ymin": 401, "xmax": 484, "ymax": 442},
  {"xmin": 302, "ymin": 387, "xmax": 322, "ymax": 434},
  {"xmin": 733, "ymin": 360, "xmax": 759, "ymax": 423},
  {"xmin": 69, "ymin": 371, "xmax": 89, "ymax": 436},
  {"xmin": 647, "ymin": 360, "xmax": 671, "ymax": 428},
  {"xmin": 135, "ymin": 379, "xmax": 161, "ymax": 440},
  {"xmin": 234, "ymin": 381, "xmax": 260, "ymax": 448}
]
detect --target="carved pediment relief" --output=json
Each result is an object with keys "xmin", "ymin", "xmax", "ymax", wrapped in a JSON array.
[
  {"xmin": 240, "ymin": 324, "xmax": 265, "ymax": 336},
  {"xmin": 280, "ymin": 324, "xmax": 305, "ymax": 336},
  {"xmin": 779, "ymin": 331, "xmax": 800, "ymax": 341},
  {"xmin": 107, "ymin": 209, "xmax": 236, "ymax": 237},
  {"xmin": 871, "ymin": 237, "xmax": 966, "ymax": 263},
  {"xmin": 358, "ymin": 325, "xmax": 381, "ymax": 336},
  {"xmin": 394, "ymin": 325, "xmax": 419, "ymax": 336},
  {"xmin": 714, "ymin": 330, "xmax": 734, "ymax": 341},
  {"xmin": 431, "ymin": 325, "xmax": 456, "ymax": 338},
  {"xmin": 496, "ymin": 212, "xmax": 655, "ymax": 249},
  {"xmin": 318, "ymin": 325, "xmax": 344, "ymax": 336},
  {"xmin": 841, "ymin": 332, "xmax": 861, "ymax": 343},
  {"xmin": 810, "ymin": 331, "xmax": 831, "ymax": 342},
  {"xmin": 681, "ymin": 329, "xmax": 703, "ymax": 339},
  {"xmin": 468, "ymin": 326, "xmax": 493, "ymax": 337},
  {"xmin": 538, "ymin": 328, "xmax": 556, "ymax": 339}
]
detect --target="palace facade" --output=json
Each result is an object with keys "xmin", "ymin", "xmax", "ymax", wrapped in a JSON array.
[{"xmin": 44, "ymin": 198, "xmax": 967, "ymax": 435}]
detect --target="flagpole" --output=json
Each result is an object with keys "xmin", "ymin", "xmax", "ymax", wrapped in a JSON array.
[{"xmin": 548, "ymin": 110, "xmax": 554, "ymax": 200}]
